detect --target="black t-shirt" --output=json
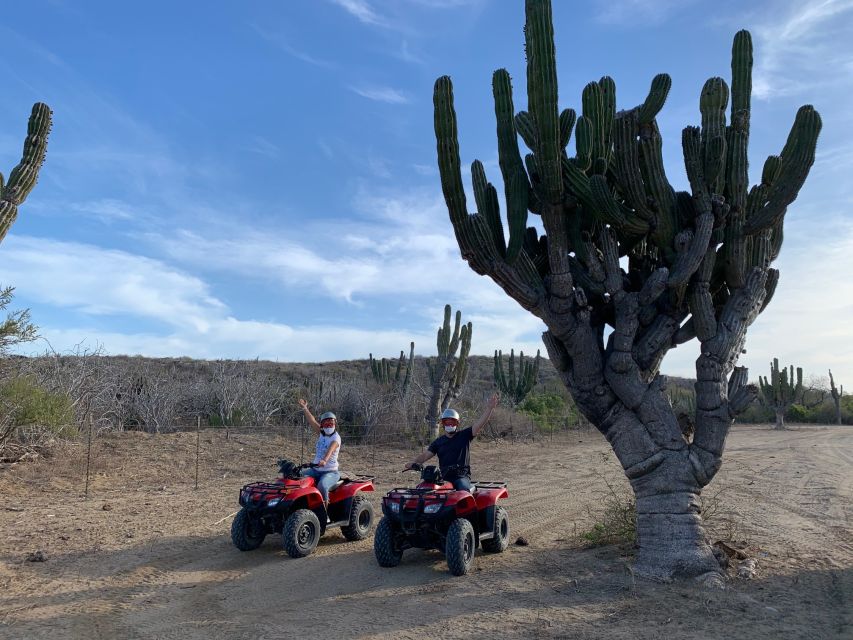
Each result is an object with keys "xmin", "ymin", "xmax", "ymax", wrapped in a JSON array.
[{"xmin": 428, "ymin": 427, "xmax": 474, "ymax": 479}]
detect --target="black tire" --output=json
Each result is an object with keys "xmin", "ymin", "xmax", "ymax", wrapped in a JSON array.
[
  {"xmin": 341, "ymin": 494, "xmax": 374, "ymax": 541},
  {"xmin": 446, "ymin": 518, "xmax": 476, "ymax": 576},
  {"xmin": 231, "ymin": 508, "xmax": 266, "ymax": 551},
  {"xmin": 481, "ymin": 506, "xmax": 509, "ymax": 553},
  {"xmin": 373, "ymin": 517, "xmax": 403, "ymax": 567},
  {"xmin": 282, "ymin": 509, "xmax": 321, "ymax": 558}
]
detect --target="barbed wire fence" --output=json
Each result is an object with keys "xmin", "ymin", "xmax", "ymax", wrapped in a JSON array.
[{"xmin": 75, "ymin": 412, "xmax": 598, "ymax": 498}]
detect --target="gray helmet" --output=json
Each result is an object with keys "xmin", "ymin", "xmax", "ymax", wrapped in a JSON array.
[
  {"xmin": 440, "ymin": 408, "xmax": 460, "ymax": 422},
  {"xmin": 319, "ymin": 411, "xmax": 337, "ymax": 422}
]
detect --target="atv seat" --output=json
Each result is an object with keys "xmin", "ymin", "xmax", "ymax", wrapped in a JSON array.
[{"xmin": 331, "ymin": 479, "xmax": 346, "ymax": 490}]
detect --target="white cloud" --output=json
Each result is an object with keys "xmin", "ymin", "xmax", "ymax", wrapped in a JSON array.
[
  {"xmin": 660, "ymin": 216, "xmax": 853, "ymax": 384},
  {"xmin": 0, "ymin": 236, "xmax": 225, "ymax": 333},
  {"xmin": 349, "ymin": 85, "xmax": 410, "ymax": 104},
  {"xmin": 248, "ymin": 23, "xmax": 337, "ymax": 69},
  {"xmin": 330, "ymin": 0, "xmax": 385, "ymax": 26},
  {"xmin": 750, "ymin": 0, "xmax": 853, "ymax": 99}
]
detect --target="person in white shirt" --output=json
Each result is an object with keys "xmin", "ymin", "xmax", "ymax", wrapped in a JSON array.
[{"xmin": 297, "ymin": 398, "xmax": 342, "ymax": 507}]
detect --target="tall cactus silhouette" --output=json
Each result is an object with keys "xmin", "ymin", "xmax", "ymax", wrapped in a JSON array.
[
  {"xmin": 829, "ymin": 369, "xmax": 843, "ymax": 426},
  {"xmin": 369, "ymin": 342, "xmax": 415, "ymax": 395},
  {"xmin": 0, "ymin": 103, "xmax": 52, "ymax": 243},
  {"xmin": 425, "ymin": 304, "xmax": 471, "ymax": 438},
  {"xmin": 494, "ymin": 348, "xmax": 540, "ymax": 406},
  {"xmin": 758, "ymin": 359, "xmax": 803, "ymax": 430},
  {"xmin": 433, "ymin": 0, "xmax": 820, "ymax": 581}
]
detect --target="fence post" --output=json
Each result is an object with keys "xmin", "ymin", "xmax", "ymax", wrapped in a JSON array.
[
  {"xmin": 84, "ymin": 414, "xmax": 93, "ymax": 499},
  {"xmin": 300, "ymin": 414, "xmax": 305, "ymax": 464},
  {"xmin": 194, "ymin": 415, "xmax": 201, "ymax": 491}
]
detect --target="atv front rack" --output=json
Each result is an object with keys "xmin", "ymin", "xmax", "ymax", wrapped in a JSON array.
[{"xmin": 240, "ymin": 481, "xmax": 288, "ymax": 505}]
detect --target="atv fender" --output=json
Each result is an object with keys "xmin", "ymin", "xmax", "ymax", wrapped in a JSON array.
[
  {"xmin": 474, "ymin": 486, "xmax": 508, "ymax": 509},
  {"xmin": 329, "ymin": 480, "xmax": 375, "ymax": 502},
  {"xmin": 445, "ymin": 492, "xmax": 477, "ymax": 518}
]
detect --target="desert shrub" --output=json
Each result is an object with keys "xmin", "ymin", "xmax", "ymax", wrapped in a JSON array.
[
  {"xmin": 580, "ymin": 476, "xmax": 636, "ymax": 547},
  {"xmin": 0, "ymin": 376, "xmax": 73, "ymax": 430}
]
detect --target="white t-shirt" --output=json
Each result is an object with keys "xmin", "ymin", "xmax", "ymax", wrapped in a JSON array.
[{"xmin": 313, "ymin": 431, "xmax": 341, "ymax": 471}]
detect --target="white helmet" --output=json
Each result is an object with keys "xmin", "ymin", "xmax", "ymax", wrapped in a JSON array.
[
  {"xmin": 440, "ymin": 409, "xmax": 460, "ymax": 422},
  {"xmin": 319, "ymin": 411, "xmax": 337, "ymax": 422}
]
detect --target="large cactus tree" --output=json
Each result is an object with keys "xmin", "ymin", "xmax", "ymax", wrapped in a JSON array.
[
  {"xmin": 425, "ymin": 304, "xmax": 472, "ymax": 438},
  {"xmin": 758, "ymin": 358, "xmax": 803, "ymax": 430},
  {"xmin": 433, "ymin": 0, "xmax": 820, "ymax": 582}
]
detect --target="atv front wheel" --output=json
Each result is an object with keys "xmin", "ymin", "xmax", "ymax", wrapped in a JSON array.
[
  {"xmin": 231, "ymin": 508, "xmax": 266, "ymax": 551},
  {"xmin": 283, "ymin": 509, "xmax": 321, "ymax": 558},
  {"xmin": 374, "ymin": 517, "xmax": 403, "ymax": 567},
  {"xmin": 446, "ymin": 518, "xmax": 476, "ymax": 576},
  {"xmin": 481, "ymin": 505, "xmax": 509, "ymax": 553},
  {"xmin": 341, "ymin": 494, "xmax": 374, "ymax": 541}
]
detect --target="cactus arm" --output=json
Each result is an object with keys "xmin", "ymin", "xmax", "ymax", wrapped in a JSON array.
[
  {"xmin": 525, "ymin": 0, "xmax": 561, "ymax": 204},
  {"xmin": 744, "ymin": 106, "xmax": 821, "ymax": 234},
  {"xmin": 0, "ymin": 103, "xmax": 52, "ymax": 244}
]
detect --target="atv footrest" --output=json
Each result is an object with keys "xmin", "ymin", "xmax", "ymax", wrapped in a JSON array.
[{"xmin": 472, "ymin": 481, "xmax": 507, "ymax": 490}]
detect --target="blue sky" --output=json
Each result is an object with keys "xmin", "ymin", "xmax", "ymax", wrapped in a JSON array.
[{"xmin": 1, "ymin": 0, "xmax": 852, "ymax": 384}]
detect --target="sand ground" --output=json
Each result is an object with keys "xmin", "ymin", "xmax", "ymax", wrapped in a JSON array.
[{"xmin": 1, "ymin": 424, "xmax": 851, "ymax": 639}]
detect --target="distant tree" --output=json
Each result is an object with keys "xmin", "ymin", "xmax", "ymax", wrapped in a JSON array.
[{"xmin": 0, "ymin": 287, "xmax": 37, "ymax": 357}]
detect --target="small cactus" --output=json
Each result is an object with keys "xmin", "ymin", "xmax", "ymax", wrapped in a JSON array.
[
  {"xmin": 494, "ymin": 348, "xmax": 540, "ymax": 406},
  {"xmin": 369, "ymin": 341, "xmax": 414, "ymax": 395},
  {"xmin": 425, "ymin": 304, "xmax": 472, "ymax": 437},
  {"xmin": 829, "ymin": 369, "xmax": 843, "ymax": 426}
]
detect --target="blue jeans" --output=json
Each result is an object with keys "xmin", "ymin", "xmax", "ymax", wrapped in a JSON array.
[
  {"xmin": 450, "ymin": 476, "xmax": 472, "ymax": 492},
  {"xmin": 301, "ymin": 468, "xmax": 340, "ymax": 502}
]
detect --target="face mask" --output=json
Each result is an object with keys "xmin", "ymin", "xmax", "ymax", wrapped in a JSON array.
[
  {"xmin": 322, "ymin": 426, "xmax": 335, "ymax": 436},
  {"xmin": 444, "ymin": 425, "xmax": 458, "ymax": 434}
]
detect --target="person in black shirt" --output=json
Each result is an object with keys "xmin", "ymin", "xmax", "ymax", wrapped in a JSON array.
[{"xmin": 404, "ymin": 392, "xmax": 500, "ymax": 491}]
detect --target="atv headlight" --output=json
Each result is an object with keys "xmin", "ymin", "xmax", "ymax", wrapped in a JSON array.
[
  {"xmin": 389, "ymin": 502, "xmax": 400, "ymax": 513},
  {"xmin": 267, "ymin": 498, "xmax": 281, "ymax": 508},
  {"xmin": 423, "ymin": 503, "xmax": 441, "ymax": 514}
]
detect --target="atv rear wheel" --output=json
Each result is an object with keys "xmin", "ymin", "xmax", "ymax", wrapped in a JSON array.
[
  {"xmin": 481, "ymin": 505, "xmax": 509, "ymax": 553},
  {"xmin": 231, "ymin": 508, "xmax": 266, "ymax": 551},
  {"xmin": 283, "ymin": 509, "xmax": 321, "ymax": 558},
  {"xmin": 446, "ymin": 518, "xmax": 476, "ymax": 576},
  {"xmin": 374, "ymin": 517, "xmax": 403, "ymax": 567},
  {"xmin": 341, "ymin": 494, "xmax": 374, "ymax": 541}
]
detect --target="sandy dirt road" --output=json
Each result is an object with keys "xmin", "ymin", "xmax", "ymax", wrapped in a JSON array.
[{"xmin": 1, "ymin": 425, "xmax": 851, "ymax": 639}]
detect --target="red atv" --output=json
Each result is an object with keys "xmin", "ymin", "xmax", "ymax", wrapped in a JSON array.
[
  {"xmin": 232, "ymin": 459, "xmax": 375, "ymax": 558},
  {"xmin": 373, "ymin": 464, "xmax": 509, "ymax": 576}
]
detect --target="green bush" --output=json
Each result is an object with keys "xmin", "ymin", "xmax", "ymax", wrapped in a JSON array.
[
  {"xmin": 787, "ymin": 403, "xmax": 809, "ymax": 423},
  {"xmin": 518, "ymin": 392, "xmax": 572, "ymax": 431},
  {"xmin": 0, "ymin": 376, "xmax": 74, "ymax": 434}
]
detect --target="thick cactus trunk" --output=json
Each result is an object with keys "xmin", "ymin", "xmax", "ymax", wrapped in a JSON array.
[
  {"xmin": 774, "ymin": 408, "xmax": 785, "ymax": 430},
  {"xmin": 632, "ymin": 476, "xmax": 719, "ymax": 581}
]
